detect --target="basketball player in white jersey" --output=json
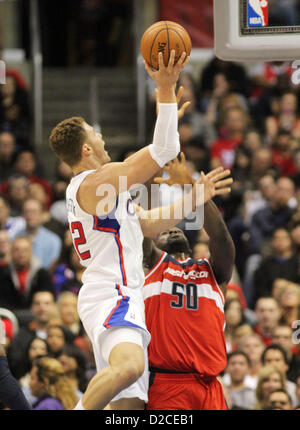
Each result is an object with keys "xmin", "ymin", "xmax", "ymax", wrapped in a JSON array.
[{"xmin": 49, "ymin": 50, "xmax": 231, "ymax": 410}]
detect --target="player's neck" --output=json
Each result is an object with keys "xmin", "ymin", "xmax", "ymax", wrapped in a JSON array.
[
  {"xmin": 73, "ymin": 158, "xmax": 102, "ymax": 175},
  {"xmin": 170, "ymin": 252, "xmax": 190, "ymax": 261}
]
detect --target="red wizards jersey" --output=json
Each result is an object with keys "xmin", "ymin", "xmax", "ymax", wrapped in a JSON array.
[{"xmin": 143, "ymin": 252, "xmax": 227, "ymax": 376}]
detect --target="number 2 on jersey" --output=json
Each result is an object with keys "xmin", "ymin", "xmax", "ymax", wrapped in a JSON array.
[{"xmin": 70, "ymin": 221, "xmax": 91, "ymax": 260}]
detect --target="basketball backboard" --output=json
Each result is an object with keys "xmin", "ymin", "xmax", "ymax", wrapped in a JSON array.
[{"xmin": 214, "ymin": 0, "xmax": 300, "ymax": 61}]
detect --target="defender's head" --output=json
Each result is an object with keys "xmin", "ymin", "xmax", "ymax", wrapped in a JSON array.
[
  {"xmin": 155, "ymin": 227, "xmax": 191, "ymax": 256},
  {"xmin": 49, "ymin": 117, "xmax": 110, "ymax": 169}
]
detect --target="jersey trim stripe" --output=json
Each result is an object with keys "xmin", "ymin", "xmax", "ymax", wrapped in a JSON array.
[
  {"xmin": 103, "ymin": 284, "xmax": 147, "ymax": 332},
  {"xmin": 145, "ymin": 251, "xmax": 167, "ymax": 280},
  {"xmin": 103, "ymin": 284, "xmax": 125, "ymax": 328},
  {"xmin": 93, "ymin": 215, "xmax": 127, "ymax": 286}
]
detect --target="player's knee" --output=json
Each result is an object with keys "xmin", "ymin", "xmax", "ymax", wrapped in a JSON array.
[{"xmin": 111, "ymin": 352, "xmax": 144, "ymax": 387}]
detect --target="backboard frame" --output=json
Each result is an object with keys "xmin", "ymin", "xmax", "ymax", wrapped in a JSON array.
[{"xmin": 214, "ymin": 0, "xmax": 300, "ymax": 62}]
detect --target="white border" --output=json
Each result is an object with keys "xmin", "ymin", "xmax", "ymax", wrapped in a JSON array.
[{"xmin": 214, "ymin": 0, "xmax": 300, "ymax": 62}]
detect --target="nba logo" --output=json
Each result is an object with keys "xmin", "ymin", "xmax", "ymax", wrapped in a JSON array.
[
  {"xmin": 0, "ymin": 60, "xmax": 5, "ymax": 84},
  {"xmin": 248, "ymin": 0, "xmax": 269, "ymax": 27}
]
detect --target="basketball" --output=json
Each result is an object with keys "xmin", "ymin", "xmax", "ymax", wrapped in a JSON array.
[{"xmin": 140, "ymin": 21, "xmax": 192, "ymax": 70}]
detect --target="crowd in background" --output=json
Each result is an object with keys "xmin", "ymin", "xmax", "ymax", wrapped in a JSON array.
[{"xmin": 1, "ymin": 55, "xmax": 300, "ymax": 410}]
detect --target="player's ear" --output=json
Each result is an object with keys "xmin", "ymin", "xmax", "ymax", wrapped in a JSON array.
[{"xmin": 82, "ymin": 143, "xmax": 92, "ymax": 157}]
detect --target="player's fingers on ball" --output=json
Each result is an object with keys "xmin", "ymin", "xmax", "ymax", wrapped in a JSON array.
[
  {"xmin": 168, "ymin": 49, "xmax": 176, "ymax": 69},
  {"xmin": 158, "ymin": 52, "xmax": 165, "ymax": 70},
  {"xmin": 177, "ymin": 51, "xmax": 187, "ymax": 66}
]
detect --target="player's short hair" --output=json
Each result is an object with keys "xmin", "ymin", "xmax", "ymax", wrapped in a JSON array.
[{"xmin": 49, "ymin": 116, "xmax": 86, "ymax": 167}]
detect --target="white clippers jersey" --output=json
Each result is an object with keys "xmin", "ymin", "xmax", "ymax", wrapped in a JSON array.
[{"xmin": 66, "ymin": 170, "xmax": 145, "ymax": 288}]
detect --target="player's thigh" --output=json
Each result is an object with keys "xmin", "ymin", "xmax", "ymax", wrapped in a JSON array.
[{"xmin": 101, "ymin": 326, "xmax": 145, "ymax": 374}]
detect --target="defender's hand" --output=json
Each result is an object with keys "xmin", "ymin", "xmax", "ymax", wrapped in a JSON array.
[{"xmin": 154, "ymin": 152, "xmax": 194, "ymax": 187}]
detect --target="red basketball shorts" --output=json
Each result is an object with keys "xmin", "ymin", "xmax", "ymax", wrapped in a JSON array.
[{"xmin": 146, "ymin": 373, "xmax": 227, "ymax": 410}]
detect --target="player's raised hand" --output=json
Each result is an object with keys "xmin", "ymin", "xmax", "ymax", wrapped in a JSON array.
[
  {"xmin": 144, "ymin": 50, "xmax": 190, "ymax": 90},
  {"xmin": 193, "ymin": 167, "xmax": 233, "ymax": 206},
  {"xmin": 154, "ymin": 152, "xmax": 194, "ymax": 186}
]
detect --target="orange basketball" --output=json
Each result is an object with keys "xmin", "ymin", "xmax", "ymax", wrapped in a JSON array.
[{"xmin": 140, "ymin": 21, "xmax": 192, "ymax": 70}]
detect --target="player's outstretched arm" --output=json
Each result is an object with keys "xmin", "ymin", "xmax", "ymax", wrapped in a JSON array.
[
  {"xmin": 79, "ymin": 51, "xmax": 189, "ymax": 216},
  {"xmin": 136, "ymin": 167, "xmax": 232, "ymax": 239},
  {"xmin": 153, "ymin": 156, "xmax": 235, "ymax": 291}
]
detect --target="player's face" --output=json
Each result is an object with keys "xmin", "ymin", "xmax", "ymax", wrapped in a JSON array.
[
  {"xmin": 84, "ymin": 123, "xmax": 111, "ymax": 165},
  {"xmin": 156, "ymin": 227, "xmax": 189, "ymax": 253}
]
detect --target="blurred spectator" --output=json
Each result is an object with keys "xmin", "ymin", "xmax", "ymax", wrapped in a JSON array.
[
  {"xmin": 225, "ymin": 351, "xmax": 256, "ymax": 410},
  {"xmin": 52, "ymin": 244, "xmax": 84, "ymax": 297},
  {"xmin": 176, "ymin": 76, "xmax": 216, "ymax": 149},
  {"xmin": 0, "ymin": 194, "xmax": 25, "ymax": 240},
  {"xmin": 0, "ymin": 74, "xmax": 31, "ymax": 149},
  {"xmin": 0, "ymin": 230, "xmax": 11, "ymax": 266},
  {"xmin": 272, "ymin": 324, "xmax": 300, "ymax": 382},
  {"xmin": 13, "ymin": 150, "xmax": 53, "ymax": 208},
  {"xmin": 271, "ymin": 130, "xmax": 297, "ymax": 177},
  {"xmin": 56, "ymin": 292, "xmax": 80, "ymax": 336},
  {"xmin": 248, "ymin": 177, "xmax": 296, "ymax": 256},
  {"xmin": 265, "ymin": 92, "xmax": 300, "ymax": 144},
  {"xmin": 29, "ymin": 356, "xmax": 78, "ymax": 410},
  {"xmin": 28, "ymin": 182, "xmax": 65, "ymax": 239},
  {"xmin": 18, "ymin": 198, "xmax": 62, "ymax": 269},
  {"xmin": 19, "ymin": 336, "xmax": 50, "ymax": 405},
  {"xmin": 267, "ymin": 388, "xmax": 293, "ymax": 410},
  {"xmin": 7, "ymin": 290, "xmax": 57, "ymax": 379},
  {"xmin": 249, "ymin": 147, "xmax": 277, "ymax": 188},
  {"xmin": 231, "ymin": 324, "xmax": 254, "ymax": 350},
  {"xmin": 50, "ymin": 161, "xmax": 73, "ymax": 227},
  {"xmin": 254, "ymin": 297, "xmax": 282, "ymax": 346},
  {"xmin": 46, "ymin": 324, "xmax": 75, "ymax": 359},
  {"xmin": 58, "ymin": 343, "xmax": 88, "ymax": 396},
  {"xmin": 0, "ymin": 131, "xmax": 16, "ymax": 182},
  {"xmin": 253, "ymin": 228, "xmax": 299, "ymax": 302},
  {"xmin": 239, "ymin": 334, "xmax": 265, "ymax": 390},
  {"xmin": 254, "ymin": 365, "xmax": 287, "ymax": 410},
  {"xmin": 224, "ymin": 298, "xmax": 247, "ymax": 352},
  {"xmin": 5, "ymin": 175, "xmax": 29, "ymax": 216},
  {"xmin": 198, "ymin": 57, "xmax": 250, "ymax": 100},
  {"xmin": 210, "ymin": 107, "xmax": 250, "ymax": 170},
  {"xmin": 277, "ymin": 281, "xmax": 300, "ymax": 327},
  {"xmin": 0, "ymin": 236, "xmax": 54, "ymax": 311},
  {"xmin": 261, "ymin": 344, "xmax": 298, "ymax": 406}
]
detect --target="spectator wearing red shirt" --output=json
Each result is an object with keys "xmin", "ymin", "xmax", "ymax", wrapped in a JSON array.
[
  {"xmin": 271, "ymin": 129, "xmax": 296, "ymax": 177},
  {"xmin": 211, "ymin": 106, "xmax": 250, "ymax": 170},
  {"xmin": 0, "ymin": 236, "xmax": 54, "ymax": 312}
]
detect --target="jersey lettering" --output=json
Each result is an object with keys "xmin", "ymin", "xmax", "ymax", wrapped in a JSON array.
[{"xmin": 70, "ymin": 221, "xmax": 91, "ymax": 261}]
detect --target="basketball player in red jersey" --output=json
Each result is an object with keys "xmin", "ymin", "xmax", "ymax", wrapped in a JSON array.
[{"xmin": 142, "ymin": 155, "xmax": 235, "ymax": 410}]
